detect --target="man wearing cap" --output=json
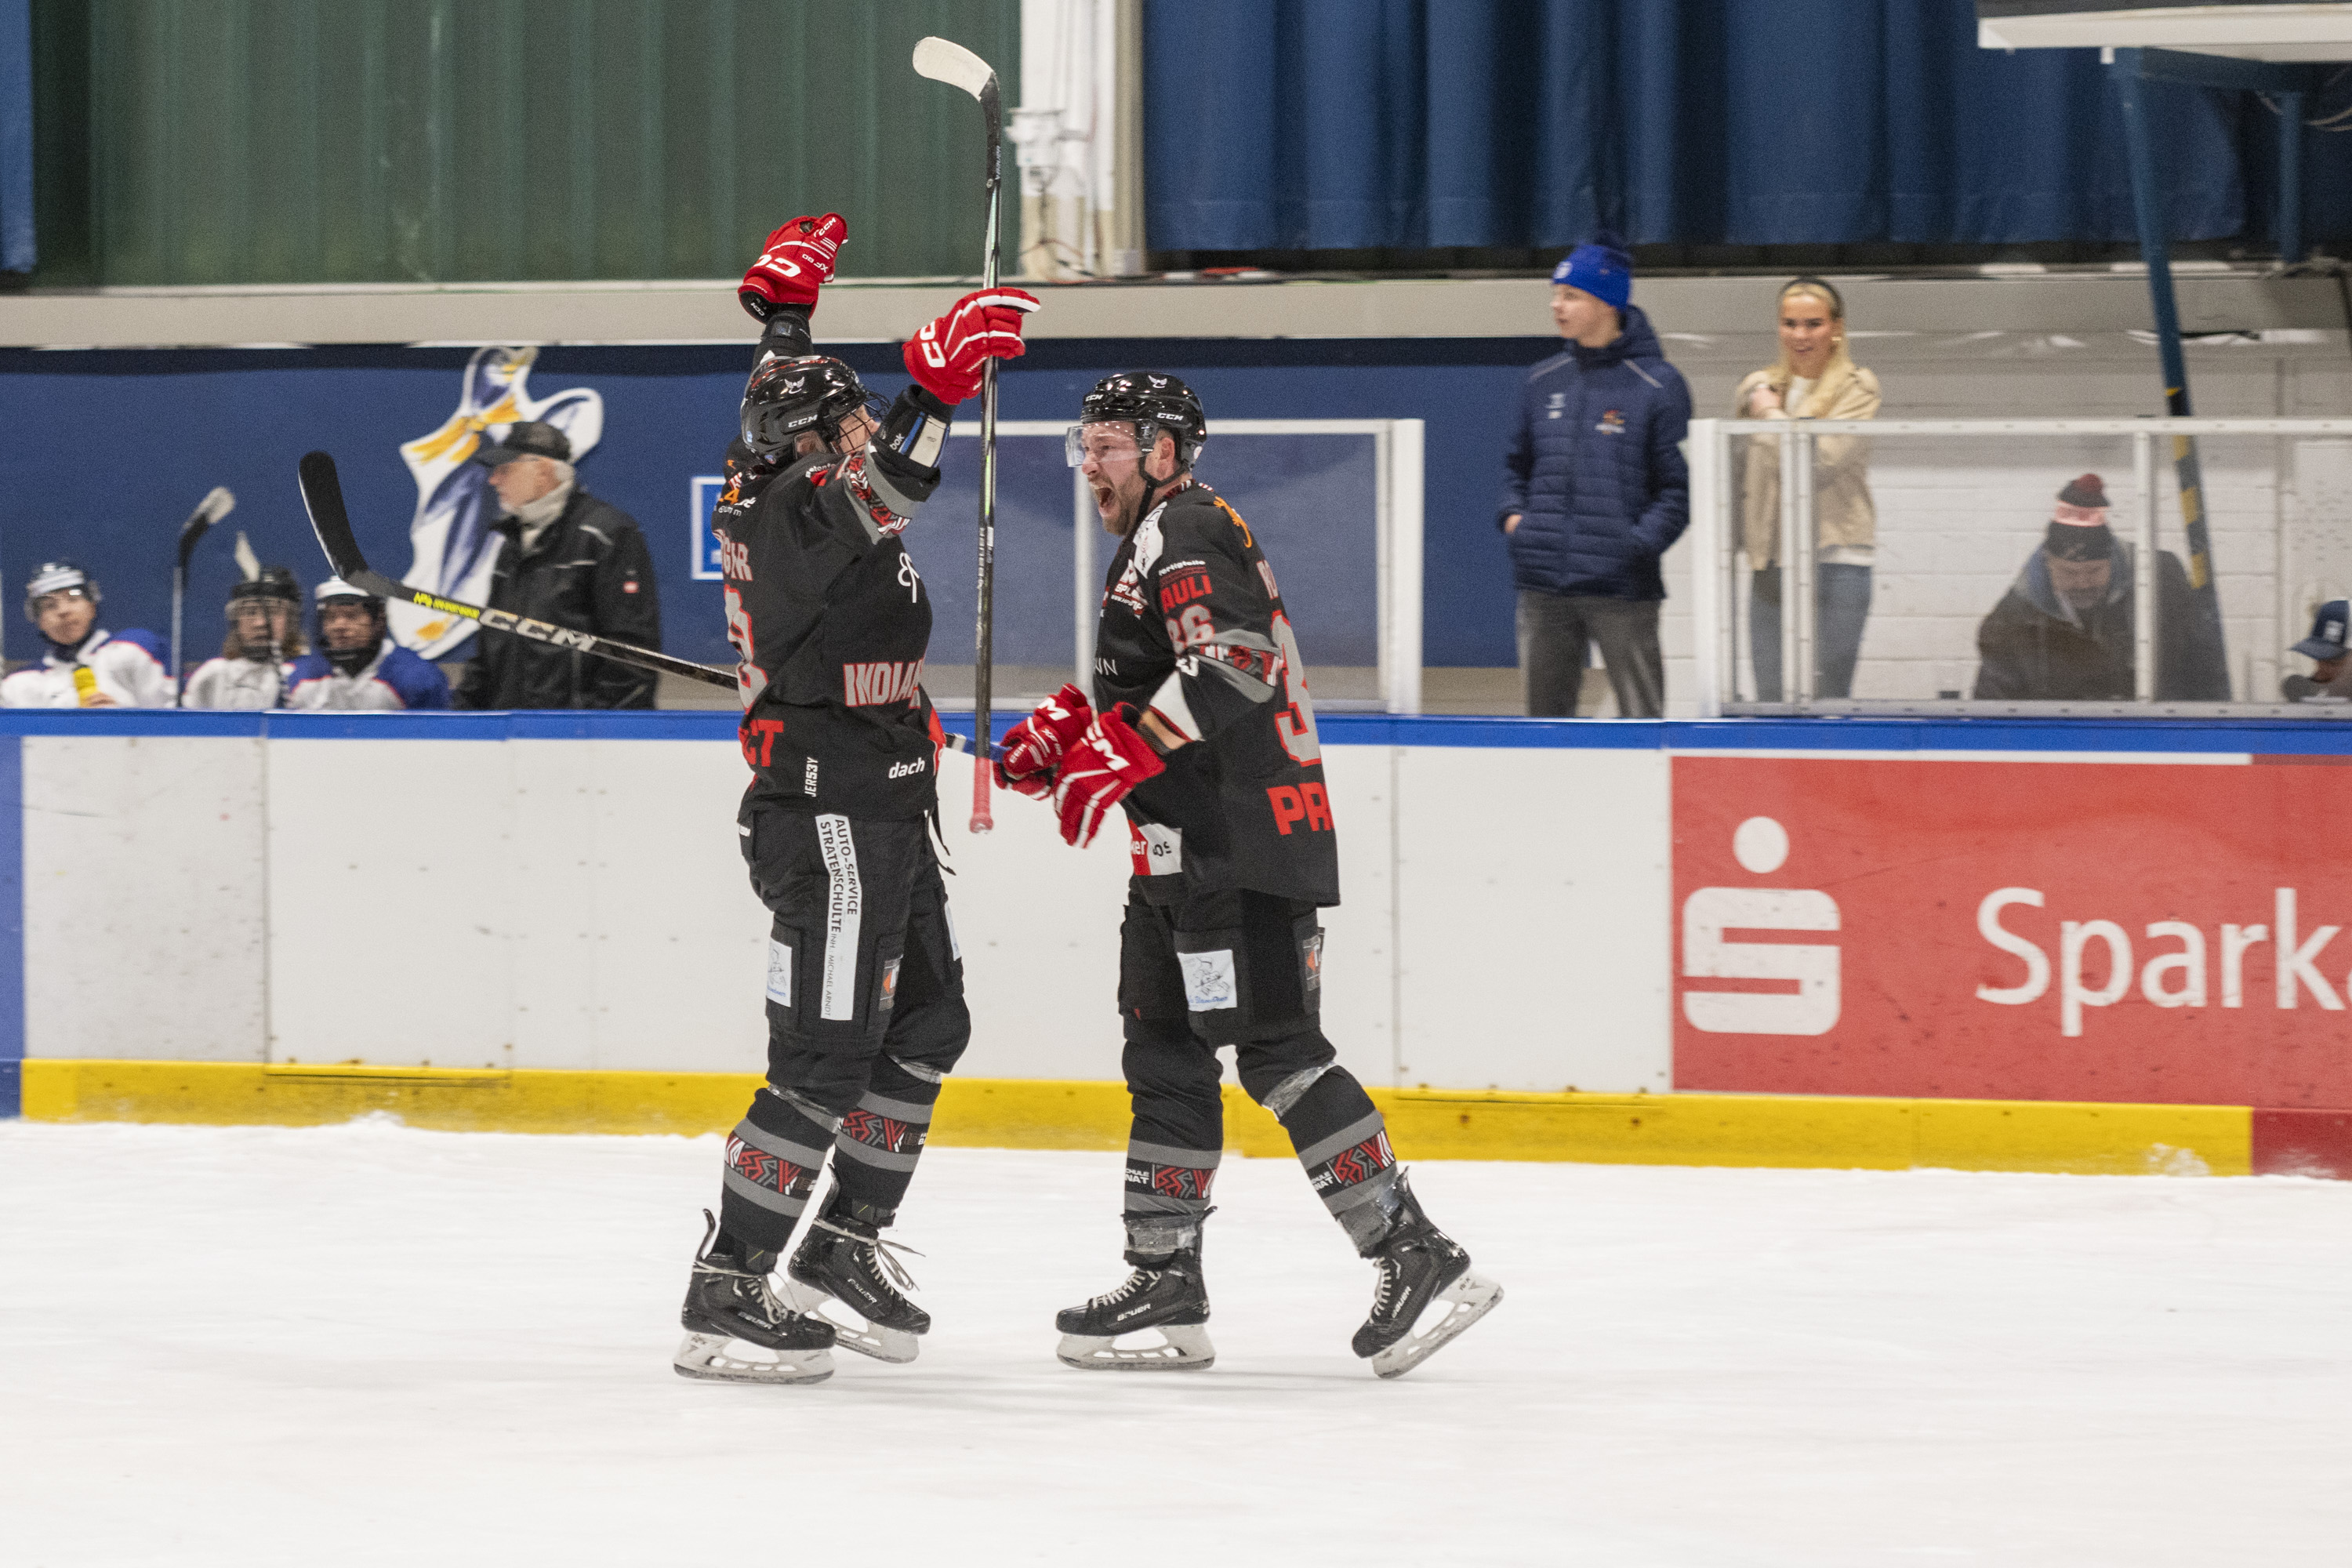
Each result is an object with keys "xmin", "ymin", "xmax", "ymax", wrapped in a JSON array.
[
  {"xmin": 2281, "ymin": 600, "xmax": 2352, "ymax": 702},
  {"xmin": 285, "ymin": 578, "xmax": 450, "ymax": 711},
  {"xmin": 1497, "ymin": 232, "xmax": 1692, "ymax": 718},
  {"xmin": 1972, "ymin": 474, "xmax": 2229, "ymax": 702},
  {"xmin": 2, "ymin": 561, "xmax": 173, "ymax": 708},
  {"xmin": 456, "ymin": 419, "xmax": 662, "ymax": 710}
]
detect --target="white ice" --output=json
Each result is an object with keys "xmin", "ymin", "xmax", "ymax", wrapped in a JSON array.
[{"xmin": 2, "ymin": 1121, "xmax": 2347, "ymax": 1566}]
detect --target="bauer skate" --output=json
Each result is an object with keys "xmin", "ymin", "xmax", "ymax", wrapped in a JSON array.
[
  {"xmin": 782, "ymin": 1212, "xmax": 930, "ymax": 1364},
  {"xmin": 1055, "ymin": 1244, "xmax": 1214, "ymax": 1371},
  {"xmin": 1352, "ymin": 1170, "xmax": 1502, "ymax": 1379},
  {"xmin": 674, "ymin": 1211, "xmax": 837, "ymax": 1385}
]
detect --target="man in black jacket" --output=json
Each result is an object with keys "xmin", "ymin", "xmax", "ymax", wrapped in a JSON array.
[
  {"xmin": 1973, "ymin": 473, "xmax": 2230, "ymax": 702},
  {"xmin": 456, "ymin": 419, "xmax": 662, "ymax": 709}
]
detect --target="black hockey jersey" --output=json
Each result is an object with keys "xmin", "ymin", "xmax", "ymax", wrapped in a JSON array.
[
  {"xmin": 1094, "ymin": 481, "xmax": 1340, "ymax": 906},
  {"xmin": 714, "ymin": 437, "xmax": 946, "ymax": 819}
]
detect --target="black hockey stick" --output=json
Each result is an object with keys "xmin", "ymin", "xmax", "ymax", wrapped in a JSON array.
[
  {"xmin": 295, "ymin": 450, "xmax": 736, "ymax": 692},
  {"xmin": 171, "ymin": 486, "xmax": 236, "ymax": 707},
  {"xmin": 913, "ymin": 34, "xmax": 1004, "ymax": 834}
]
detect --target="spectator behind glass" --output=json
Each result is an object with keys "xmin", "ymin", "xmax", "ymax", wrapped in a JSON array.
[
  {"xmin": 285, "ymin": 577, "xmax": 450, "ymax": 710},
  {"xmin": 1972, "ymin": 474, "xmax": 2229, "ymax": 701},
  {"xmin": 0, "ymin": 561, "xmax": 173, "ymax": 708},
  {"xmin": 452, "ymin": 419, "xmax": 661, "ymax": 709},
  {"xmin": 1498, "ymin": 233, "xmax": 1693, "ymax": 718},
  {"xmin": 1731, "ymin": 278, "xmax": 1881, "ymax": 701},
  {"xmin": 2281, "ymin": 599, "xmax": 2352, "ymax": 703},
  {"xmin": 182, "ymin": 566, "xmax": 305, "ymax": 710}
]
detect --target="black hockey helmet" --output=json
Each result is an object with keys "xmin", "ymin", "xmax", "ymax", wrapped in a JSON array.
[
  {"xmin": 740, "ymin": 354, "xmax": 887, "ymax": 456},
  {"xmin": 24, "ymin": 560, "xmax": 98, "ymax": 619},
  {"xmin": 227, "ymin": 566, "xmax": 302, "ymax": 608},
  {"xmin": 1069, "ymin": 372, "xmax": 1208, "ymax": 470}
]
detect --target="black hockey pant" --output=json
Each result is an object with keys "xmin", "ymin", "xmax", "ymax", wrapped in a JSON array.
[
  {"xmin": 1116, "ymin": 884, "xmax": 1401, "ymax": 1261},
  {"xmin": 717, "ymin": 806, "xmax": 970, "ymax": 1256}
]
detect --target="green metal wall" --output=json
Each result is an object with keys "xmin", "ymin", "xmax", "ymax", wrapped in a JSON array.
[{"xmin": 30, "ymin": 0, "xmax": 1018, "ymax": 285}]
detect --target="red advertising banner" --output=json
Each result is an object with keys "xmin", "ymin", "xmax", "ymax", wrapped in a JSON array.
[{"xmin": 1671, "ymin": 753, "xmax": 2352, "ymax": 1109}]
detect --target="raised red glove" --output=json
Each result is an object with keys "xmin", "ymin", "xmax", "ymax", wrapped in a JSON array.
[
  {"xmin": 903, "ymin": 288, "xmax": 1040, "ymax": 404},
  {"xmin": 1053, "ymin": 706, "xmax": 1166, "ymax": 848},
  {"xmin": 740, "ymin": 213, "xmax": 846, "ymax": 321},
  {"xmin": 995, "ymin": 683, "xmax": 1094, "ymax": 800}
]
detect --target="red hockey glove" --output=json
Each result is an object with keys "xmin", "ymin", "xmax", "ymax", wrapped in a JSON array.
[
  {"xmin": 740, "ymin": 213, "xmax": 847, "ymax": 321},
  {"xmin": 995, "ymin": 683, "xmax": 1094, "ymax": 800},
  {"xmin": 903, "ymin": 288, "xmax": 1040, "ymax": 405},
  {"xmin": 1053, "ymin": 706, "xmax": 1167, "ymax": 848}
]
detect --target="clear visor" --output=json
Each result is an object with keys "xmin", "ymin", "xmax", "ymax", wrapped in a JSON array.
[{"xmin": 1066, "ymin": 421, "xmax": 1142, "ymax": 469}]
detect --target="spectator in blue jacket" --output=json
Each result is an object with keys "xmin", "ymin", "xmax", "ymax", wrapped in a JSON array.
[{"xmin": 1499, "ymin": 235, "xmax": 1693, "ymax": 717}]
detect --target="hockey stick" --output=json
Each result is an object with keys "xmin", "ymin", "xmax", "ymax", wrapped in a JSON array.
[
  {"xmin": 170, "ymin": 486, "xmax": 235, "ymax": 707},
  {"xmin": 913, "ymin": 34, "xmax": 1004, "ymax": 835},
  {"xmin": 295, "ymin": 451, "xmax": 736, "ymax": 692}
]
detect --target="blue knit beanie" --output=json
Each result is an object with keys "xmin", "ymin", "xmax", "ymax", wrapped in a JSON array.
[{"xmin": 1552, "ymin": 231, "xmax": 1633, "ymax": 311}]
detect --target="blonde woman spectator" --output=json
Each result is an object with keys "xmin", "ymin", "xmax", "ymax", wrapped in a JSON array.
[{"xmin": 1731, "ymin": 278, "xmax": 1880, "ymax": 700}]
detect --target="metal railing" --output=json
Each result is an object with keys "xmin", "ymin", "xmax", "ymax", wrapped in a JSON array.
[{"xmin": 1686, "ymin": 417, "xmax": 2352, "ymax": 719}]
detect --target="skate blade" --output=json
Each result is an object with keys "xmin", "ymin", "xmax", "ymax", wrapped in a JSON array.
[
  {"xmin": 672, "ymin": 1331, "xmax": 835, "ymax": 1385},
  {"xmin": 1056, "ymin": 1323, "xmax": 1215, "ymax": 1372},
  {"xmin": 1370, "ymin": 1273, "xmax": 1503, "ymax": 1380},
  {"xmin": 778, "ymin": 1277, "xmax": 921, "ymax": 1365}
]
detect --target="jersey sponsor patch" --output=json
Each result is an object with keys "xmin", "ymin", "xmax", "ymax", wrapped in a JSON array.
[
  {"xmin": 844, "ymin": 659, "xmax": 924, "ymax": 707},
  {"xmin": 765, "ymin": 938, "xmax": 794, "ymax": 1007},
  {"xmin": 815, "ymin": 814, "xmax": 863, "ymax": 1022},
  {"xmin": 1178, "ymin": 948, "xmax": 1238, "ymax": 1012},
  {"xmin": 1130, "ymin": 822, "xmax": 1183, "ymax": 877}
]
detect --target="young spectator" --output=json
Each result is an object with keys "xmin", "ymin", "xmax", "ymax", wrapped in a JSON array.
[
  {"xmin": 1731, "ymin": 278, "xmax": 1882, "ymax": 700},
  {"xmin": 2281, "ymin": 599, "xmax": 2352, "ymax": 702},
  {"xmin": 1499, "ymin": 234, "xmax": 1692, "ymax": 718},
  {"xmin": 1972, "ymin": 474, "xmax": 2230, "ymax": 702},
  {"xmin": 453, "ymin": 419, "xmax": 661, "ymax": 710},
  {"xmin": 182, "ymin": 567, "xmax": 305, "ymax": 710},
  {"xmin": 286, "ymin": 578, "xmax": 451, "ymax": 711},
  {"xmin": 1, "ymin": 561, "xmax": 173, "ymax": 708}
]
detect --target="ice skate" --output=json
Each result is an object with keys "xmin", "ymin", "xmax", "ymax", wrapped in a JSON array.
[
  {"xmin": 674, "ymin": 1211, "xmax": 837, "ymax": 1385},
  {"xmin": 1055, "ymin": 1245, "xmax": 1215, "ymax": 1370},
  {"xmin": 1352, "ymin": 1170, "xmax": 1502, "ymax": 1379},
  {"xmin": 782, "ymin": 1213, "xmax": 930, "ymax": 1364}
]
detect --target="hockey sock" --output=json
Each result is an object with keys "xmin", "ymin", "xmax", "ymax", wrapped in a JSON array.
[
  {"xmin": 1121, "ymin": 1138, "xmax": 1221, "ymax": 1262},
  {"xmin": 1269, "ymin": 1065, "xmax": 1403, "ymax": 1253},
  {"xmin": 826, "ymin": 1058, "xmax": 942, "ymax": 1225},
  {"xmin": 717, "ymin": 1085, "xmax": 837, "ymax": 1257}
]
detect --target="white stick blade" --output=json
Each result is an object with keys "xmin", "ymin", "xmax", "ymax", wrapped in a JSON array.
[
  {"xmin": 201, "ymin": 486, "xmax": 236, "ymax": 524},
  {"xmin": 912, "ymin": 35, "xmax": 996, "ymax": 99}
]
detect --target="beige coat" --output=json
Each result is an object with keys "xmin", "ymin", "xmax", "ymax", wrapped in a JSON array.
[{"xmin": 1731, "ymin": 361, "xmax": 1881, "ymax": 566}]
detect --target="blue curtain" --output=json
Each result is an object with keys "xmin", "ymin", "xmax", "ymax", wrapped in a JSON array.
[
  {"xmin": 0, "ymin": 0, "xmax": 31, "ymax": 272},
  {"xmin": 1145, "ymin": 0, "xmax": 2319, "ymax": 250}
]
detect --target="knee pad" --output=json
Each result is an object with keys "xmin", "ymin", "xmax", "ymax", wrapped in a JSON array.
[
  {"xmin": 881, "ymin": 991, "xmax": 971, "ymax": 1087},
  {"xmin": 1236, "ymin": 1029, "xmax": 1340, "ymax": 1111},
  {"xmin": 766, "ymin": 1040, "xmax": 875, "ymax": 1120}
]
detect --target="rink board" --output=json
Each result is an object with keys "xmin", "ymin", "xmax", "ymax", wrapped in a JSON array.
[{"xmin": 2, "ymin": 711, "xmax": 2350, "ymax": 1176}]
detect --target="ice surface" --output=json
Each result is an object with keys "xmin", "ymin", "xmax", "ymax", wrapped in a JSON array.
[{"xmin": 2, "ymin": 1120, "xmax": 2347, "ymax": 1566}]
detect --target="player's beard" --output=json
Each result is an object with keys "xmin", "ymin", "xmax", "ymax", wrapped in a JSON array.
[{"xmin": 1096, "ymin": 468, "xmax": 1145, "ymax": 539}]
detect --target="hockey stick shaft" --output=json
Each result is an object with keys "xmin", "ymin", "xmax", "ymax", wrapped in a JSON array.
[
  {"xmin": 171, "ymin": 487, "xmax": 234, "ymax": 708},
  {"xmin": 972, "ymin": 165, "xmax": 1002, "ymax": 833},
  {"xmin": 296, "ymin": 451, "xmax": 736, "ymax": 692}
]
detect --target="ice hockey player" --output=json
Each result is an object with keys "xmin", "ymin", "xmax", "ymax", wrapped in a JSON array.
[
  {"xmin": 674, "ymin": 212, "xmax": 1038, "ymax": 1385},
  {"xmin": 1, "ymin": 561, "xmax": 173, "ymax": 708},
  {"xmin": 182, "ymin": 567, "xmax": 305, "ymax": 710},
  {"xmin": 998, "ymin": 374, "xmax": 1502, "ymax": 1378},
  {"xmin": 284, "ymin": 579, "xmax": 450, "ymax": 711}
]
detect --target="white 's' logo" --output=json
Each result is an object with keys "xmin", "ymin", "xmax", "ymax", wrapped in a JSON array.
[{"xmin": 1681, "ymin": 816, "xmax": 1841, "ymax": 1036}]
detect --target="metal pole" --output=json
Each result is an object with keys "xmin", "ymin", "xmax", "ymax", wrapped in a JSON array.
[
  {"xmin": 1718, "ymin": 419, "xmax": 1737, "ymax": 706},
  {"xmin": 2278, "ymin": 89, "xmax": 2306, "ymax": 265},
  {"xmin": 1073, "ymin": 463, "xmax": 1094, "ymax": 691},
  {"xmin": 2135, "ymin": 430, "xmax": 2157, "ymax": 701},
  {"xmin": 2113, "ymin": 49, "xmax": 2228, "ymax": 674},
  {"xmin": 1792, "ymin": 429, "xmax": 1817, "ymax": 706},
  {"xmin": 1777, "ymin": 428, "xmax": 1798, "ymax": 705},
  {"xmin": 1687, "ymin": 419, "xmax": 1723, "ymax": 718}
]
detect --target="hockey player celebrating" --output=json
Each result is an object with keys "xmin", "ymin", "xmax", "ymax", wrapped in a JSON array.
[
  {"xmin": 182, "ymin": 567, "xmax": 304, "ymax": 709},
  {"xmin": 284, "ymin": 579, "xmax": 450, "ymax": 710},
  {"xmin": 674, "ymin": 212, "xmax": 1038, "ymax": 1385},
  {"xmin": 1, "ymin": 561, "xmax": 173, "ymax": 708},
  {"xmin": 999, "ymin": 374, "xmax": 1501, "ymax": 1378}
]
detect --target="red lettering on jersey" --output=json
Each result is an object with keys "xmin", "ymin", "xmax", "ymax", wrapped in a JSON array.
[
  {"xmin": 843, "ymin": 659, "xmax": 924, "ymax": 707},
  {"xmin": 1157, "ymin": 572, "xmax": 1211, "ymax": 614},
  {"xmin": 716, "ymin": 528, "xmax": 752, "ymax": 583},
  {"xmin": 1302, "ymin": 781, "xmax": 1334, "ymax": 832},
  {"xmin": 740, "ymin": 717, "xmax": 785, "ymax": 768},
  {"xmin": 1268, "ymin": 785, "xmax": 1306, "ymax": 835}
]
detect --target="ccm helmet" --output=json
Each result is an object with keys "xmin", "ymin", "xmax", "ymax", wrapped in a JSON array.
[
  {"xmin": 740, "ymin": 354, "xmax": 887, "ymax": 456},
  {"xmin": 1068, "ymin": 372, "xmax": 1207, "ymax": 470},
  {"xmin": 24, "ymin": 560, "xmax": 99, "ymax": 621}
]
